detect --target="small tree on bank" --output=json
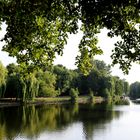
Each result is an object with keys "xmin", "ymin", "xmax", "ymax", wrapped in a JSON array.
[{"xmin": 69, "ymin": 88, "xmax": 79, "ymax": 103}]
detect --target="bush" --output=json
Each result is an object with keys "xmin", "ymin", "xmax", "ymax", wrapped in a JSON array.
[
  {"xmin": 38, "ymin": 81, "xmax": 58, "ymax": 97},
  {"xmin": 103, "ymin": 88, "xmax": 111, "ymax": 99},
  {"xmin": 89, "ymin": 89, "xmax": 94, "ymax": 103},
  {"xmin": 39, "ymin": 86, "xmax": 58, "ymax": 97},
  {"xmin": 114, "ymin": 98, "xmax": 130, "ymax": 105},
  {"xmin": 69, "ymin": 88, "xmax": 79, "ymax": 103}
]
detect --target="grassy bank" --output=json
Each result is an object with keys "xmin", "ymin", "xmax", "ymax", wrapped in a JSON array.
[
  {"xmin": 0, "ymin": 96, "xmax": 130, "ymax": 107},
  {"xmin": 33, "ymin": 96, "xmax": 104, "ymax": 104},
  {"xmin": 0, "ymin": 96, "xmax": 104, "ymax": 107}
]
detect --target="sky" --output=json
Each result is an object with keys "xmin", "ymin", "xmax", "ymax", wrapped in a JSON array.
[
  {"xmin": 54, "ymin": 29, "xmax": 140, "ymax": 84},
  {"xmin": 0, "ymin": 23, "xmax": 140, "ymax": 84}
]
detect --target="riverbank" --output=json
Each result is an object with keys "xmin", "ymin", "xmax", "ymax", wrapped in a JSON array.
[
  {"xmin": 0, "ymin": 96, "xmax": 104, "ymax": 107},
  {"xmin": 33, "ymin": 96, "xmax": 104, "ymax": 105}
]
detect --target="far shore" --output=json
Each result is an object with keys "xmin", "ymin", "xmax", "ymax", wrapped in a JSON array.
[{"xmin": 0, "ymin": 96, "xmax": 104, "ymax": 107}]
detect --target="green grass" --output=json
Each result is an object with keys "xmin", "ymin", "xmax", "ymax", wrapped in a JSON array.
[
  {"xmin": 0, "ymin": 96, "xmax": 104, "ymax": 106},
  {"xmin": 32, "ymin": 96, "xmax": 104, "ymax": 104},
  {"xmin": 34, "ymin": 96, "xmax": 70, "ymax": 102}
]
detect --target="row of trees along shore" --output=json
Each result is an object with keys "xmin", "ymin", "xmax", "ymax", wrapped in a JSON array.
[
  {"xmin": 0, "ymin": 1, "xmax": 140, "ymax": 102},
  {"xmin": 0, "ymin": 60, "xmax": 130, "ymax": 102}
]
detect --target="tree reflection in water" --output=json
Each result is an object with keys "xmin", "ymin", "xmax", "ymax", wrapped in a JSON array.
[{"xmin": 0, "ymin": 102, "xmax": 123, "ymax": 140}]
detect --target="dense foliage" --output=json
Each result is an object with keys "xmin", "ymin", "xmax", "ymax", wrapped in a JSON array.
[
  {"xmin": 0, "ymin": 0, "xmax": 140, "ymax": 74},
  {"xmin": 129, "ymin": 81, "xmax": 140, "ymax": 99},
  {"xmin": 0, "ymin": 60, "xmax": 129, "ymax": 101},
  {"xmin": 0, "ymin": 62, "xmax": 7, "ymax": 97}
]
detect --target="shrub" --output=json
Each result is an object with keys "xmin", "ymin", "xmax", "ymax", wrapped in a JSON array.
[
  {"xmin": 38, "ymin": 81, "xmax": 58, "ymax": 97},
  {"xmin": 69, "ymin": 88, "xmax": 79, "ymax": 103},
  {"xmin": 89, "ymin": 89, "xmax": 94, "ymax": 103},
  {"xmin": 103, "ymin": 88, "xmax": 111, "ymax": 99}
]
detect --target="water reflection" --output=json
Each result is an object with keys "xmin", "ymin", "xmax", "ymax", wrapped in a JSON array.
[
  {"xmin": 0, "ymin": 102, "xmax": 124, "ymax": 140},
  {"xmin": 79, "ymin": 103, "xmax": 122, "ymax": 140}
]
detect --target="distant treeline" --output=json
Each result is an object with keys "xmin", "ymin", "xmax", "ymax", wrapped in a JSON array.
[
  {"xmin": 0, "ymin": 60, "xmax": 131, "ymax": 101},
  {"xmin": 129, "ymin": 82, "xmax": 140, "ymax": 99}
]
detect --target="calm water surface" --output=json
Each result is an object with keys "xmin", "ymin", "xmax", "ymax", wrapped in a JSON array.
[{"xmin": 0, "ymin": 101, "xmax": 140, "ymax": 140}]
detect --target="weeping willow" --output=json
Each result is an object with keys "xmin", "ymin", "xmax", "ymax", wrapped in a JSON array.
[
  {"xmin": 20, "ymin": 73, "xmax": 39, "ymax": 102},
  {"xmin": 0, "ymin": 62, "xmax": 7, "ymax": 98}
]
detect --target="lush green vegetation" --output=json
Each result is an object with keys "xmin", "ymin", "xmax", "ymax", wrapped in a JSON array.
[
  {"xmin": 1, "ymin": 0, "xmax": 140, "ymax": 103},
  {"xmin": 0, "ymin": 1, "xmax": 140, "ymax": 74},
  {"xmin": 0, "ymin": 62, "xmax": 7, "ymax": 98},
  {"xmin": 0, "ymin": 60, "xmax": 130, "ymax": 102},
  {"xmin": 129, "ymin": 82, "xmax": 140, "ymax": 99}
]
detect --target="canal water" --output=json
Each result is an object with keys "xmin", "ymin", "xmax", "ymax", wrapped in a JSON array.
[{"xmin": 0, "ymin": 100, "xmax": 140, "ymax": 140}]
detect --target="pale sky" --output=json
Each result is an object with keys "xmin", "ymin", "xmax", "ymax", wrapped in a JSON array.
[
  {"xmin": 0, "ymin": 23, "xmax": 140, "ymax": 84},
  {"xmin": 54, "ymin": 29, "xmax": 140, "ymax": 84}
]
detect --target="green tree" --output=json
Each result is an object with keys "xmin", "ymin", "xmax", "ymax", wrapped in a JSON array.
[
  {"xmin": 6, "ymin": 63, "xmax": 19, "ymax": 75},
  {"xmin": 36, "ymin": 70, "xmax": 58, "ymax": 97},
  {"xmin": 5, "ymin": 63, "xmax": 39, "ymax": 101},
  {"xmin": 0, "ymin": 1, "xmax": 140, "ymax": 74},
  {"xmin": 0, "ymin": 61, "xmax": 7, "ymax": 98},
  {"xmin": 113, "ymin": 76, "xmax": 124, "ymax": 96},
  {"xmin": 129, "ymin": 82, "xmax": 140, "ymax": 99},
  {"xmin": 88, "ymin": 89, "xmax": 94, "ymax": 102},
  {"xmin": 5, "ymin": 64, "xmax": 20, "ymax": 99},
  {"xmin": 53, "ymin": 65, "xmax": 73, "ymax": 95},
  {"xmin": 122, "ymin": 80, "xmax": 130, "ymax": 95},
  {"xmin": 103, "ymin": 88, "xmax": 110, "ymax": 99},
  {"xmin": 93, "ymin": 60, "xmax": 111, "ymax": 75},
  {"xmin": 21, "ymin": 73, "xmax": 39, "ymax": 101},
  {"xmin": 105, "ymin": 76, "xmax": 115, "ymax": 97},
  {"xmin": 69, "ymin": 88, "xmax": 79, "ymax": 102},
  {"xmin": 5, "ymin": 75, "xmax": 20, "ymax": 98},
  {"xmin": 80, "ymin": 60, "xmax": 112, "ymax": 96}
]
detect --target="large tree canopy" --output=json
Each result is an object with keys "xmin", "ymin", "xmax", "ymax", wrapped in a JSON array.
[{"xmin": 0, "ymin": 0, "xmax": 140, "ymax": 74}]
